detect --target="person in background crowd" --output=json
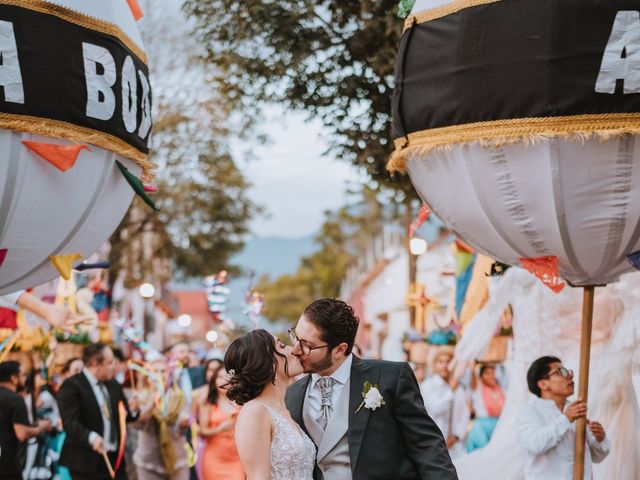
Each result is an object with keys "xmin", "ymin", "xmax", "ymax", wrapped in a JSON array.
[
  {"xmin": 168, "ymin": 342, "xmax": 194, "ymax": 406},
  {"xmin": 23, "ymin": 368, "xmax": 60, "ymax": 479},
  {"xmin": 193, "ymin": 358, "xmax": 223, "ymax": 480},
  {"xmin": 466, "ymin": 363, "xmax": 505, "ymax": 452},
  {"xmin": 51, "ymin": 358, "xmax": 83, "ymax": 480},
  {"xmin": 0, "ymin": 361, "xmax": 52, "ymax": 480},
  {"xmin": 412, "ymin": 362, "xmax": 427, "ymax": 384},
  {"xmin": 517, "ymin": 356, "xmax": 609, "ymax": 480},
  {"xmin": 421, "ymin": 350, "xmax": 470, "ymax": 459},
  {"xmin": 61, "ymin": 357, "xmax": 84, "ymax": 381},
  {"xmin": 133, "ymin": 358, "xmax": 191, "ymax": 480},
  {"xmin": 200, "ymin": 365, "xmax": 243, "ymax": 480},
  {"xmin": 57, "ymin": 343, "xmax": 139, "ymax": 480},
  {"xmin": 112, "ymin": 348, "xmax": 127, "ymax": 384}
]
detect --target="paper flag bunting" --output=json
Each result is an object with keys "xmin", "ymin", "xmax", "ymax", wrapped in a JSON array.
[
  {"xmin": 143, "ymin": 184, "xmax": 158, "ymax": 193},
  {"xmin": 127, "ymin": 0, "xmax": 144, "ymax": 20},
  {"xmin": 0, "ymin": 248, "xmax": 7, "ymax": 268},
  {"xmin": 115, "ymin": 161, "xmax": 159, "ymax": 211},
  {"xmin": 408, "ymin": 203, "xmax": 431, "ymax": 238},
  {"xmin": 520, "ymin": 255, "xmax": 566, "ymax": 293},
  {"xmin": 50, "ymin": 253, "xmax": 83, "ymax": 280},
  {"xmin": 626, "ymin": 251, "xmax": 640, "ymax": 270},
  {"xmin": 22, "ymin": 141, "xmax": 89, "ymax": 172}
]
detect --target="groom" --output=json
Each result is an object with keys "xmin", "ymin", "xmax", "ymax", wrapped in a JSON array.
[{"xmin": 286, "ymin": 298, "xmax": 458, "ymax": 480}]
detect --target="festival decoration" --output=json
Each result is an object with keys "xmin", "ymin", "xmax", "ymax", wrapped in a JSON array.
[
  {"xmin": 114, "ymin": 401, "xmax": 128, "ymax": 471},
  {"xmin": 204, "ymin": 271, "xmax": 230, "ymax": 321},
  {"xmin": 390, "ymin": 1, "xmax": 640, "ymax": 476},
  {"xmin": 0, "ymin": 0, "xmax": 154, "ymax": 295},
  {"xmin": 50, "ymin": 254, "xmax": 84, "ymax": 281},
  {"xmin": 408, "ymin": 203, "xmax": 431, "ymax": 239}
]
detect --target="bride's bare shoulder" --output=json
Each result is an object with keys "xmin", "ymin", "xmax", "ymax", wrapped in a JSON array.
[{"xmin": 237, "ymin": 400, "xmax": 271, "ymax": 421}]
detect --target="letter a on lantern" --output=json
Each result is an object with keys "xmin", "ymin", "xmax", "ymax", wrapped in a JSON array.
[{"xmin": 595, "ymin": 11, "xmax": 640, "ymax": 94}]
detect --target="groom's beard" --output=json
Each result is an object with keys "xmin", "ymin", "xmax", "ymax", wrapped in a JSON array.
[{"xmin": 301, "ymin": 349, "xmax": 333, "ymax": 374}]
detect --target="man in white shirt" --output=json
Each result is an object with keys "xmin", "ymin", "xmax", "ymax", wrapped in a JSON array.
[
  {"xmin": 517, "ymin": 356, "xmax": 610, "ymax": 480},
  {"xmin": 420, "ymin": 350, "xmax": 469, "ymax": 458}
]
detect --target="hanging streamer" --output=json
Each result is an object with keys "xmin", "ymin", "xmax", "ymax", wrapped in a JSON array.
[
  {"xmin": 116, "ymin": 161, "xmax": 159, "ymax": 211},
  {"xmin": 114, "ymin": 401, "xmax": 128, "ymax": 471},
  {"xmin": 408, "ymin": 203, "xmax": 431, "ymax": 238},
  {"xmin": 520, "ymin": 256, "xmax": 566, "ymax": 293},
  {"xmin": 0, "ymin": 330, "xmax": 20, "ymax": 362},
  {"xmin": 127, "ymin": 0, "xmax": 144, "ymax": 21},
  {"xmin": 0, "ymin": 248, "xmax": 6, "ymax": 268}
]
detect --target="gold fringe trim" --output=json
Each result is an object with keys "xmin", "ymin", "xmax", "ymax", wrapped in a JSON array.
[
  {"xmin": 404, "ymin": 0, "xmax": 502, "ymax": 30},
  {"xmin": 0, "ymin": 0, "xmax": 147, "ymax": 63},
  {"xmin": 388, "ymin": 113, "xmax": 640, "ymax": 172},
  {"xmin": 0, "ymin": 112, "xmax": 156, "ymax": 182}
]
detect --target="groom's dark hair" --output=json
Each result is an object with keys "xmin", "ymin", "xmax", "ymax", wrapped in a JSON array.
[{"xmin": 303, "ymin": 298, "xmax": 359, "ymax": 355}]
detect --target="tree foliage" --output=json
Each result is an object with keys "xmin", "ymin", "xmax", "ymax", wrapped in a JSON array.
[
  {"xmin": 110, "ymin": 0, "xmax": 257, "ymax": 282},
  {"xmin": 183, "ymin": 0, "xmax": 413, "ymax": 192}
]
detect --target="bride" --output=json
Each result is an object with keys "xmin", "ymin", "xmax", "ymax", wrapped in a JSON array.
[{"xmin": 224, "ymin": 329, "xmax": 316, "ymax": 479}]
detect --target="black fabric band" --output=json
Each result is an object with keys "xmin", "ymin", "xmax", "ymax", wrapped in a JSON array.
[
  {"xmin": 392, "ymin": 0, "xmax": 640, "ymax": 140},
  {"xmin": 0, "ymin": 3, "xmax": 151, "ymax": 155}
]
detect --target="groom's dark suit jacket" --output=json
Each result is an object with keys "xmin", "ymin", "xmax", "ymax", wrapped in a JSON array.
[{"xmin": 285, "ymin": 356, "xmax": 458, "ymax": 480}]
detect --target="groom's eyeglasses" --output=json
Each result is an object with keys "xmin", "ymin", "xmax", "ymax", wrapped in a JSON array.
[{"xmin": 288, "ymin": 329, "xmax": 330, "ymax": 356}]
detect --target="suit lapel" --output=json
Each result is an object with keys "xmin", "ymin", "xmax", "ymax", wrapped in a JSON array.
[
  {"xmin": 78, "ymin": 372, "xmax": 103, "ymax": 432},
  {"xmin": 286, "ymin": 374, "xmax": 312, "ymax": 438},
  {"xmin": 348, "ymin": 357, "xmax": 380, "ymax": 474}
]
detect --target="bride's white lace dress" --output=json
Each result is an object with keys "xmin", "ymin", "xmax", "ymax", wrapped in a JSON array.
[{"xmin": 257, "ymin": 402, "xmax": 316, "ymax": 480}]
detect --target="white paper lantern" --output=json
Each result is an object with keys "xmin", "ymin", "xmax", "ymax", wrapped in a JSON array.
[
  {"xmin": 392, "ymin": 0, "xmax": 640, "ymax": 287},
  {"xmin": 0, "ymin": 0, "xmax": 153, "ymax": 294}
]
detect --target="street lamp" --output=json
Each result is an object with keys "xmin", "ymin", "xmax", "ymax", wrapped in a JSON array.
[
  {"xmin": 206, "ymin": 330, "xmax": 219, "ymax": 343},
  {"xmin": 409, "ymin": 237, "xmax": 428, "ymax": 256},
  {"xmin": 177, "ymin": 314, "xmax": 192, "ymax": 328},
  {"xmin": 139, "ymin": 282, "xmax": 155, "ymax": 299}
]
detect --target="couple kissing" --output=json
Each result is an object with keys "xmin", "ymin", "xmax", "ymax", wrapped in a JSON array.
[{"xmin": 224, "ymin": 298, "xmax": 458, "ymax": 480}]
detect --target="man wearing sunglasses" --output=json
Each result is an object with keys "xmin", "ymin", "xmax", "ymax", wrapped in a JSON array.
[
  {"xmin": 517, "ymin": 356, "xmax": 610, "ymax": 479},
  {"xmin": 285, "ymin": 298, "xmax": 457, "ymax": 480}
]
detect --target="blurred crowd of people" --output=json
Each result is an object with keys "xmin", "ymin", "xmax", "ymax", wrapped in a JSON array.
[
  {"xmin": 412, "ymin": 349, "xmax": 506, "ymax": 459},
  {"xmin": 0, "ymin": 341, "xmax": 245, "ymax": 480}
]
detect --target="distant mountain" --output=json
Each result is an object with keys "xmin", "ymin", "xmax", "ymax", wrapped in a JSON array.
[{"xmin": 232, "ymin": 235, "xmax": 316, "ymax": 280}]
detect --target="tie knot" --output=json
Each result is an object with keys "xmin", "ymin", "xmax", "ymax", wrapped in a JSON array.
[{"xmin": 316, "ymin": 376, "xmax": 336, "ymax": 391}]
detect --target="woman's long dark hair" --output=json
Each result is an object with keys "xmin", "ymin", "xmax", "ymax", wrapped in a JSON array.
[
  {"xmin": 223, "ymin": 329, "xmax": 289, "ymax": 405},
  {"xmin": 206, "ymin": 365, "xmax": 225, "ymax": 405}
]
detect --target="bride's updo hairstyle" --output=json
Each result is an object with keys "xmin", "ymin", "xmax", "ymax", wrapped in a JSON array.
[{"xmin": 224, "ymin": 329, "xmax": 289, "ymax": 405}]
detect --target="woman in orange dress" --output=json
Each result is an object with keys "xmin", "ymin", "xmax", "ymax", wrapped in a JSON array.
[{"xmin": 200, "ymin": 366, "xmax": 244, "ymax": 480}]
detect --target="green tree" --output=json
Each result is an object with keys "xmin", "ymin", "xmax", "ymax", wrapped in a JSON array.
[
  {"xmin": 110, "ymin": 0, "xmax": 257, "ymax": 282},
  {"xmin": 183, "ymin": 0, "xmax": 412, "ymax": 191}
]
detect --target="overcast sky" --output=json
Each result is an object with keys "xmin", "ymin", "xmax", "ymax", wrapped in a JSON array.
[{"xmin": 239, "ymin": 110, "xmax": 368, "ymax": 238}]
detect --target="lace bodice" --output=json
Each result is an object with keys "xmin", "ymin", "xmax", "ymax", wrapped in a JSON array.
[{"xmin": 258, "ymin": 402, "xmax": 316, "ymax": 480}]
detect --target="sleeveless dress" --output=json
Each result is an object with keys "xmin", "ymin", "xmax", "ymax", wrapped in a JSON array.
[
  {"xmin": 256, "ymin": 402, "xmax": 316, "ymax": 480},
  {"xmin": 202, "ymin": 403, "xmax": 244, "ymax": 479}
]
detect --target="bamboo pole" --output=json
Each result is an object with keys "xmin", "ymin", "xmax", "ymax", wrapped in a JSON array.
[{"xmin": 573, "ymin": 286, "xmax": 595, "ymax": 480}]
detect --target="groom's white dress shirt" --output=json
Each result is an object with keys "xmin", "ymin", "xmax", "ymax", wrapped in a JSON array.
[
  {"xmin": 517, "ymin": 396, "xmax": 610, "ymax": 480},
  {"xmin": 306, "ymin": 353, "xmax": 353, "ymax": 418}
]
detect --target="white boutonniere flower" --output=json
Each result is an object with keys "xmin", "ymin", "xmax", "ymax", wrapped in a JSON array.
[{"xmin": 355, "ymin": 381, "xmax": 385, "ymax": 413}]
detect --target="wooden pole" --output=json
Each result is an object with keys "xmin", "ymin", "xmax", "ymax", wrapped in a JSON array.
[{"xmin": 573, "ymin": 285, "xmax": 595, "ymax": 480}]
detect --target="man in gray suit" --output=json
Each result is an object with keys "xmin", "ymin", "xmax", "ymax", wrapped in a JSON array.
[{"xmin": 285, "ymin": 298, "xmax": 458, "ymax": 480}]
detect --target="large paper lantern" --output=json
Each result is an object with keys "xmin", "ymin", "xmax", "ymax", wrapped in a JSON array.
[
  {"xmin": 390, "ymin": 0, "xmax": 640, "ymax": 476},
  {"xmin": 0, "ymin": 0, "xmax": 153, "ymax": 294}
]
